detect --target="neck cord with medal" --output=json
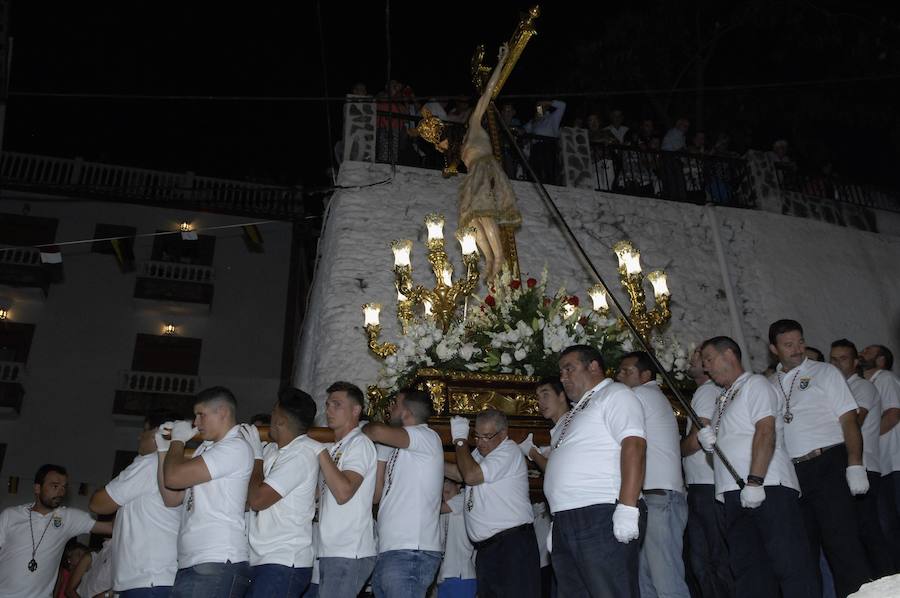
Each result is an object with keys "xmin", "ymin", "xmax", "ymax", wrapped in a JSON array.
[
  {"xmin": 322, "ymin": 428, "xmax": 360, "ymax": 496},
  {"xmin": 382, "ymin": 448, "xmax": 400, "ymax": 496},
  {"xmin": 552, "ymin": 387, "xmax": 598, "ymax": 450},
  {"xmin": 713, "ymin": 376, "xmax": 747, "ymax": 435},
  {"xmin": 776, "ymin": 368, "xmax": 802, "ymax": 424},
  {"xmin": 27, "ymin": 505, "xmax": 55, "ymax": 572}
]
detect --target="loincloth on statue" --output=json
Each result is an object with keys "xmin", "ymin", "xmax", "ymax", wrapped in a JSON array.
[{"xmin": 458, "ymin": 154, "xmax": 522, "ymax": 228}]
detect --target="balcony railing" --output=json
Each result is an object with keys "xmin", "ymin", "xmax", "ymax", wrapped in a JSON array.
[
  {"xmin": 113, "ymin": 370, "xmax": 199, "ymax": 419},
  {"xmin": 119, "ymin": 370, "xmax": 200, "ymax": 395},
  {"xmin": 134, "ymin": 260, "xmax": 215, "ymax": 305},
  {"xmin": 0, "ymin": 361, "xmax": 24, "ymax": 383},
  {"xmin": 775, "ymin": 164, "xmax": 900, "ymax": 213},
  {"xmin": 0, "ymin": 361, "xmax": 25, "ymax": 417},
  {"xmin": 138, "ymin": 260, "xmax": 215, "ymax": 284},
  {"xmin": 0, "ymin": 151, "xmax": 304, "ymax": 220},
  {"xmin": 0, "ymin": 246, "xmax": 42, "ymax": 267}
]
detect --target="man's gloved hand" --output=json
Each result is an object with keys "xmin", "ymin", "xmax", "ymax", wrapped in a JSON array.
[
  {"xmin": 740, "ymin": 484, "xmax": 766, "ymax": 508},
  {"xmin": 450, "ymin": 416, "xmax": 470, "ymax": 442},
  {"xmin": 518, "ymin": 433, "xmax": 536, "ymax": 460},
  {"xmin": 697, "ymin": 427, "xmax": 717, "ymax": 453},
  {"xmin": 239, "ymin": 424, "xmax": 264, "ymax": 460},
  {"xmin": 846, "ymin": 465, "xmax": 870, "ymax": 496},
  {"xmin": 155, "ymin": 421, "xmax": 174, "ymax": 453},
  {"xmin": 612, "ymin": 504, "xmax": 640, "ymax": 543},
  {"xmin": 170, "ymin": 420, "xmax": 199, "ymax": 444},
  {"xmin": 376, "ymin": 443, "xmax": 396, "ymax": 462}
]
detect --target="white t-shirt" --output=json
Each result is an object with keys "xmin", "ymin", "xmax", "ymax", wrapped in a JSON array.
[
  {"xmin": 0, "ymin": 504, "xmax": 95, "ymax": 598},
  {"xmin": 249, "ymin": 434, "xmax": 324, "ymax": 567},
  {"xmin": 376, "ymin": 424, "xmax": 443, "ymax": 552},
  {"xmin": 871, "ymin": 369, "xmax": 900, "ymax": 474},
  {"xmin": 711, "ymin": 372, "xmax": 799, "ymax": 500},
  {"xmin": 78, "ymin": 541, "xmax": 114, "ymax": 598},
  {"xmin": 463, "ymin": 438, "xmax": 533, "ymax": 543},
  {"xmin": 105, "ymin": 453, "xmax": 180, "ymax": 590},
  {"xmin": 684, "ymin": 380, "xmax": 721, "ymax": 485},
  {"xmin": 537, "ymin": 419, "xmax": 563, "ymax": 458},
  {"xmin": 318, "ymin": 429, "xmax": 378, "ymax": 558},
  {"xmin": 437, "ymin": 493, "xmax": 475, "ymax": 583},
  {"xmin": 178, "ymin": 425, "xmax": 254, "ymax": 568},
  {"xmin": 774, "ymin": 358, "xmax": 857, "ymax": 459},
  {"xmin": 848, "ymin": 374, "xmax": 882, "ymax": 474},
  {"xmin": 544, "ymin": 379, "xmax": 646, "ymax": 513},
  {"xmin": 634, "ymin": 381, "xmax": 685, "ymax": 493}
]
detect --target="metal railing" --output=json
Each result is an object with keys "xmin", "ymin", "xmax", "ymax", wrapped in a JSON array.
[
  {"xmin": 775, "ymin": 164, "xmax": 900, "ymax": 213},
  {"xmin": 0, "ymin": 152, "xmax": 304, "ymax": 220},
  {"xmin": 0, "ymin": 361, "xmax": 24, "ymax": 383},
  {"xmin": 0, "ymin": 246, "xmax": 41, "ymax": 267},
  {"xmin": 138, "ymin": 260, "xmax": 215, "ymax": 284},
  {"xmin": 119, "ymin": 370, "xmax": 200, "ymax": 395}
]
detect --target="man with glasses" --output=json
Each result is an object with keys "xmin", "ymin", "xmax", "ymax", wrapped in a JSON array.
[{"xmin": 446, "ymin": 408, "xmax": 539, "ymax": 597}]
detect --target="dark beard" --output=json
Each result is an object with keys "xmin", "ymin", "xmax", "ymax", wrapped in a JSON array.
[{"xmin": 39, "ymin": 495, "xmax": 62, "ymax": 510}]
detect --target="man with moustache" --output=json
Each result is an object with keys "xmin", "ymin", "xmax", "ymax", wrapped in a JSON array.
[{"xmin": 0, "ymin": 464, "xmax": 112, "ymax": 598}]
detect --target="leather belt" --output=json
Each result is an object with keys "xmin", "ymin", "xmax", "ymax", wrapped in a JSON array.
[
  {"xmin": 471, "ymin": 523, "xmax": 533, "ymax": 550},
  {"xmin": 791, "ymin": 442, "xmax": 843, "ymax": 465},
  {"xmin": 643, "ymin": 488, "xmax": 668, "ymax": 496}
]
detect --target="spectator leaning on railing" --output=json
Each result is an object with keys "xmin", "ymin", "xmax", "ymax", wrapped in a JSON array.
[{"xmin": 523, "ymin": 99, "xmax": 567, "ymax": 184}]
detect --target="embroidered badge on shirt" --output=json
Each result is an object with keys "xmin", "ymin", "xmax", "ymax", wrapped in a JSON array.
[
  {"xmin": 799, "ymin": 377, "xmax": 811, "ymax": 390},
  {"xmin": 52, "ymin": 515, "xmax": 62, "ymax": 528}
]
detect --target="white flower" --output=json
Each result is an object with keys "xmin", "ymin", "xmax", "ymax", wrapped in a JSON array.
[
  {"xmin": 674, "ymin": 357, "xmax": 687, "ymax": 370},
  {"xmin": 501, "ymin": 352, "xmax": 512, "ymax": 366},
  {"xmin": 435, "ymin": 340, "xmax": 454, "ymax": 361},
  {"xmin": 524, "ymin": 364, "xmax": 535, "ymax": 376},
  {"xmin": 459, "ymin": 344, "xmax": 476, "ymax": 361},
  {"xmin": 514, "ymin": 347, "xmax": 527, "ymax": 361}
]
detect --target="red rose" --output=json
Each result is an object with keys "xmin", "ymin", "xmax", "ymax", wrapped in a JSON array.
[
  {"xmin": 526, "ymin": 278, "xmax": 537, "ymax": 288},
  {"xmin": 568, "ymin": 296, "xmax": 580, "ymax": 307},
  {"xmin": 579, "ymin": 316, "xmax": 589, "ymax": 326},
  {"xmin": 543, "ymin": 297, "xmax": 552, "ymax": 307},
  {"xmin": 510, "ymin": 279, "xmax": 521, "ymax": 290},
  {"xmin": 485, "ymin": 295, "xmax": 496, "ymax": 307}
]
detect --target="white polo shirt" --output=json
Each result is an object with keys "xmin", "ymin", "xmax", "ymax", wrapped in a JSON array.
[
  {"xmin": 712, "ymin": 372, "xmax": 799, "ymax": 500},
  {"xmin": 774, "ymin": 358, "xmax": 857, "ymax": 459},
  {"xmin": 0, "ymin": 504, "xmax": 95, "ymax": 598},
  {"xmin": 376, "ymin": 424, "xmax": 444, "ymax": 552},
  {"xmin": 318, "ymin": 429, "xmax": 378, "ymax": 558},
  {"xmin": 178, "ymin": 425, "xmax": 254, "ymax": 568},
  {"xmin": 78, "ymin": 540, "xmax": 114, "ymax": 598},
  {"xmin": 544, "ymin": 378, "xmax": 646, "ymax": 513},
  {"xmin": 870, "ymin": 369, "xmax": 900, "ymax": 474},
  {"xmin": 847, "ymin": 374, "xmax": 882, "ymax": 474},
  {"xmin": 537, "ymin": 419, "xmax": 564, "ymax": 458},
  {"xmin": 683, "ymin": 380, "xmax": 721, "ymax": 485},
  {"xmin": 249, "ymin": 434, "xmax": 324, "ymax": 567},
  {"xmin": 437, "ymin": 492, "xmax": 475, "ymax": 583},
  {"xmin": 463, "ymin": 438, "xmax": 533, "ymax": 543},
  {"xmin": 634, "ymin": 381, "xmax": 685, "ymax": 493},
  {"xmin": 105, "ymin": 453, "xmax": 180, "ymax": 590}
]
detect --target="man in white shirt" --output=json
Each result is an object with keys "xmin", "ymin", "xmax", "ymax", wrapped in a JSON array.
[
  {"xmin": 698, "ymin": 336, "xmax": 818, "ymax": 598},
  {"xmin": 316, "ymin": 381, "xmax": 378, "ymax": 598},
  {"xmin": 363, "ymin": 387, "xmax": 443, "ymax": 597},
  {"xmin": 448, "ymin": 408, "xmax": 539, "ymax": 597},
  {"xmin": 240, "ymin": 387, "xmax": 322, "ymax": 597},
  {"xmin": 89, "ymin": 410, "xmax": 182, "ymax": 597},
  {"xmin": 604, "ymin": 109, "xmax": 629, "ymax": 144},
  {"xmin": 830, "ymin": 339, "xmax": 895, "ymax": 578},
  {"xmin": 680, "ymin": 349, "xmax": 733, "ymax": 598},
  {"xmin": 523, "ymin": 99, "xmax": 566, "ymax": 183},
  {"xmin": 859, "ymin": 343, "xmax": 900, "ymax": 570},
  {"xmin": 436, "ymin": 479, "xmax": 476, "ymax": 597},
  {"xmin": 617, "ymin": 351, "xmax": 691, "ymax": 598},
  {"xmin": 518, "ymin": 376, "xmax": 569, "ymax": 472},
  {"xmin": 0, "ymin": 464, "xmax": 112, "ymax": 598},
  {"xmin": 158, "ymin": 386, "xmax": 254, "ymax": 597},
  {"xmin": 545, "ymin": 344, "xmax": 647, "ymax": 597},
  {"xmin": 768, "ymin": 319, "xmax": 872, "ymax": 596}
]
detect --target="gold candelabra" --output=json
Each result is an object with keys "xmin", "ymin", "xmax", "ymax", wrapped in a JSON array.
[
  {"xmin": 598, "ymin": 240, "xmax": 671, "ymax": 341},
  {"xmin": 363, "ymin": 214, "xmax": 480, "ymax": 357}
]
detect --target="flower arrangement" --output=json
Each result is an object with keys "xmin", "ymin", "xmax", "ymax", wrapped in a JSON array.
[{"xmin": 373, "ymin": 267, "xmax": 692, "ymax": 399}]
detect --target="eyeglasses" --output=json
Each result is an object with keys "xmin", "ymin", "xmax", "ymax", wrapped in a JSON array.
[{"xmin": 473, "ymin": 430, "xmax": 501, "ymax": 442}]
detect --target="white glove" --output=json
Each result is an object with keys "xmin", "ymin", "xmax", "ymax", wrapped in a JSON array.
[
  {"xmin": 740, "ymin": 484, "xmax": 766, "ymax": 508},
  {"xmin": 155, "ymin": 421, "xmax": 173, "ymax": 452},
  {"xmin": 612, "ymin": 503, "xmax": 640, "ymax": 543},
  {"xmin": 376, "ymin": 443, "xmax": 396, "ymax": 462},
  {"xmin": 518, "ymin": 433, "xmax": 535, "ymax": 460},
  {"xmin": 239, "ymin": 424, "xmax": 264, "ymax": 460},
  {"xmin": 846, "ymin": 465, "xmax": 869, "ymax": 495},
  {"xmin": 546, "ymin": 521, "xmax": 553, "ymax": 554},
  {"xmin": 450, "ymin": 416, "xmax": 470, "ymax": 442},
  {"xmin": 697, "ymin": 427, "xmax": 716, "ymax": 453},
  {"xmin": 170, "ymin": 420, "xmax": 198, "ymax": 443}
]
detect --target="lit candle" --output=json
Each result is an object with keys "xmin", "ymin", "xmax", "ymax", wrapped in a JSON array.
[
  {"xmin": 391, "ymin": 240, "xmax": 413, "ymax": 268},
  {"xmin": 647, "ymin": 271, "xmax": 670, "ymax": 298},
  {"xmin": 363, "ymin": 303, "xmax": 382, "ymax": 327},
  {"xmin": 425, "ymin": 213, "xmax": 445, "ymax": 243},
  {"xmin": 612, "ymin": 240, "xmax": 635, "ymax": 269},
  {"xmin": 424, "ymin": 300, "xmax": 433, "ymax": 317},
  {"xmin": 456, "ymin": 227, "xmax": 478, "ymax": 255},
  {"xmin": 588, "ymin": 284, "xmax": 608, "ymax": 312},
  {"xmin": 440, "ymin": 265, "xmax": 453, "ymax": 287},
  {"xmin": 624, "ymin": 249, "xmax": 642, "ymax": 275}
]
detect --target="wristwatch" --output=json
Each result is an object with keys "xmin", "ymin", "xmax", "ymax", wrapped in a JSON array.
[{"xmin": 454, "ymin": 439, "xmax": 466, "ymax": 447}]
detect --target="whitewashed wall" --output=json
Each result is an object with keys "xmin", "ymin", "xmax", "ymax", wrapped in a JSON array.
[{"xmin": 297, "ymin": 161, "xmax": 900, "ymax": 419}]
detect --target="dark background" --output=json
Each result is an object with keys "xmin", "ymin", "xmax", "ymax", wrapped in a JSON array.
[{"xmin": 5, "ymin": 1, "xmax": 899, "ymax": 189}]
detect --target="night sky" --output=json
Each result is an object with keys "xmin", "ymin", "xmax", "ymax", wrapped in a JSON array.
[{"xmin": 5, "ymin": 1, "xmax": 898, "ymax": 190}]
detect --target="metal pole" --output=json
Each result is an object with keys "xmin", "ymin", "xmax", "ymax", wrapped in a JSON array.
[{"xmin": 492, "ymin": 105, "xmax": 745, "ymax": 489}]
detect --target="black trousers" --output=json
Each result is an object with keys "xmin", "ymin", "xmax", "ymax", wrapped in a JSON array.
[
  {"xmin": 794, "ymin": 444, "xmax": 873, "ymax": 596},
  {"xmin": 686, "ymin": 484, "xmax": 733, "ymax": 598},
  {"xmin": 474, "ymin": 523, "xmax": 541, "ymax": 598},
  {"xmin": 878, "ymin": 470, "xmax": 900, "ymax": 572},
  {"xmin": 723, "ymin": 486, "xmax": 819, "ymax": 598},
  {"xmin": 855, "ymin": 471, "xmax": 896, "ymax": 577}
]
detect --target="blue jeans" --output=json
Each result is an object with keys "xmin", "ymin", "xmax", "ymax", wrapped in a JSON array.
[
  {"xmin": 371, "ymin": 550, "xmax": 441, "ymax": 598},
  {"xmin": 120, "ymin": 588, "xmax": 174, "ymax": 598},
  {"xmin": 551, "ymin": 501, "xmax": 647, "ymax": 598},
  {"xmin": 246, "ymin": 564, "xmax": 312, "ymax": 598},
  {"xmin": 317, "ymin": 556, "xmax": 376, "ymax": 598},
  {"xmin": 639, "ymin": 490, "xmax": 691, "ymax": 598},
  {"xmin": 437, "ymin": 577, "xmax": 476, "ymax": 598},
  {"xmin": 173, "ymin": 561, "xmax": 251, "ymax": 598}
]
